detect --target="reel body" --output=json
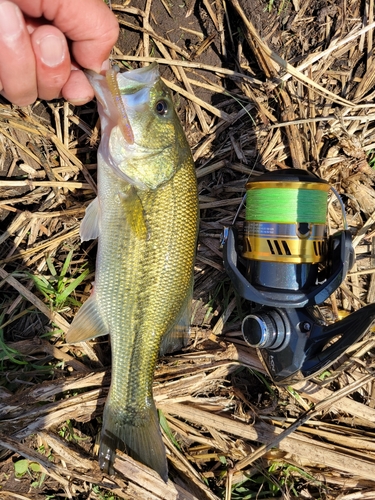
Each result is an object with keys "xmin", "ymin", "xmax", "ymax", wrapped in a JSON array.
[{"xmin": 222, "ymin": 169, "xmax": 375, "ymax": 384}]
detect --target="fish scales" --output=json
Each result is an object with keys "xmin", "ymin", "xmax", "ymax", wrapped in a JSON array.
[{"xmin": 66, "ymin": 64, "xmax": 199, "ymax": 481}]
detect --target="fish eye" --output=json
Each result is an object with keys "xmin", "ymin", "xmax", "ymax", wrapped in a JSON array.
[{"xmin": 155, "ymin": 100, "xmax": 168, "ymax": 115}]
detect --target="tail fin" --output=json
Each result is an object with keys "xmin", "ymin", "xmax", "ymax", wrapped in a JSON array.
[{"xmin": 99, "ymin": 399, "xmax": 168, "ymax": 482}]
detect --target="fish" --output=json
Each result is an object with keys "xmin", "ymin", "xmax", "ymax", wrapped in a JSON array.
[{"xmin": 66, "ymin": 63, "xmax": 199, "ymax": 481}]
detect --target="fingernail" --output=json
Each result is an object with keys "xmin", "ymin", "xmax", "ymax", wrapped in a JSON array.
[
  {"xmin": 38, "ymin": 34, "xmax": 65, "ymax": 67},
  {"xmin": 100, "ymin": 59, "xmax": 111, "ymax": 73},
  {"xmin": 68, "ymin": 97, "xmax": 92, "ymax": 105},
  {"xmin": 0, "ymin": 1, "xmax": 23, "ymax": 43}
]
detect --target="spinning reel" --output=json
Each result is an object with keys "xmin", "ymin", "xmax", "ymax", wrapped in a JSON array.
[{"xmin": 222, "ymin": 169, "xmax": 375, "ymax": 384}]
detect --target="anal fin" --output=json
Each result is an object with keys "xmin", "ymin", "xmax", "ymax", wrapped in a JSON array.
[
  {"xmin": 159, "ymin": 275, "xmax": 193, "ymax": 355},
  {"xmin": 66, "ymin": 291, "xmax": 108, "ymax": 343}
]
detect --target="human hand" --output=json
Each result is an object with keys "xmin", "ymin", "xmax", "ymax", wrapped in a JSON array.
[{"xmin": 0, "ymin": 0, "xmax": 119, "ymax": 106}]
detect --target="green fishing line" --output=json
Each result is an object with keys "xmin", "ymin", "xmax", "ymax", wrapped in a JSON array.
[{"xmin": 246, "ymin": 186, "xmax": 328, "ymax": 223}]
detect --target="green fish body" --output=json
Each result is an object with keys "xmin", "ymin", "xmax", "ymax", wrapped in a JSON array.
[{"xmin": 66, "ymin": 64, "xmax": 199, "ymax": 481}]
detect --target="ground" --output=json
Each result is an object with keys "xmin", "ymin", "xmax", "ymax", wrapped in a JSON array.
[{"xmin": 1, "ymin": 0, "xmax": 375, "ymax": 499}]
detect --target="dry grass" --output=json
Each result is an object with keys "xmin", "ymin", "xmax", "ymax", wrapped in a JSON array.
[{"xmin": 1, "ymin": 0, "xmax": 375, "ymax": 499}]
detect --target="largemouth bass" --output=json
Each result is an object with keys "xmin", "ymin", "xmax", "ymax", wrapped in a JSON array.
[{"xmin": 66, "ymin": 64, "xmax": 199, "ymax": 481}]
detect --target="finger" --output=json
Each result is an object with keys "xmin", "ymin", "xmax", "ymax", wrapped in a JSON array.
[
  {"xmin": 61, "ymin": 69, "xmax": 95, "ymax": 105},
  {"xmin": 63, "ymin": 59, "xmax": 110, "ymax": 105},
  {"xmin": 11, "ymin": 0, "xmax": 119, "ymax": 72},
  {"xmin": 31, "ymin": 25, "xmax": 71, "ymax": 101},
  {"xmin": 0, "ymin": 0, "xmax": 37, "ymax": 106}
]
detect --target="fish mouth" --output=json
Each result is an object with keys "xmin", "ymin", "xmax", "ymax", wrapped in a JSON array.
[
  {"xmin": 105, "ymin": 65, "xmax": 159, "ymax": 146},
  {"xmin": 117, "ymin": 63, "xmax": 160, "ymax": 94},
  {"xmin": 85, "ymin": 65, "xmax": 160, "ymax": 147}
]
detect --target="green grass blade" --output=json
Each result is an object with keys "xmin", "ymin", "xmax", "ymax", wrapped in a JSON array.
[
  {"xmin": 158, "ymin": 409, "xmax": 181, "ymax": 451},
  {"xmin": 55, "ymin": 267, "xmax": 90, "ymax": 306}
]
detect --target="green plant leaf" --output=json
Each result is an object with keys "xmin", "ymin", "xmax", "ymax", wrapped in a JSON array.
[
  {"xmin": 46, "ymin": 255, "xmax": 57, "ymax": 277},
  {"xmin": 159, "ymin": 409, "xmax": 181, "ymax": 451},
  {"xmin": 61, "ymin": 249, "xmax": 74, "ymax": 276},
  {"xmin": 55, "ymin": 267, "xmax": 90, "ymax": 306},
  {"xmin": 29, "ymin": 462, "xmax": 41, "ymax": 472},
  {"xmin": 14, "ymin": 459, "xmax": 29, "ymax": 477}
]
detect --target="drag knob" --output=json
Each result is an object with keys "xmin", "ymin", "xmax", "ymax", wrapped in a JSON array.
[{"xmin": 242, "ymin": 310, "xmax": 287, "ymax": 350}]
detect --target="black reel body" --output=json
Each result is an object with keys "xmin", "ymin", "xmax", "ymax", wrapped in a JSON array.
[{"xmin": 222, "ymin": 169, "xmax": 375, "ymax": 384}]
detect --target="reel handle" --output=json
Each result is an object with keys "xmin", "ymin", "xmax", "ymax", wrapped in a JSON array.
[
  {"xmin": 302, "ymin": 303, "xmax": 375, "ymax": 378},
  {"xmin": 251, "ymin": 304, "xmax": 375, "ymax": 384}
]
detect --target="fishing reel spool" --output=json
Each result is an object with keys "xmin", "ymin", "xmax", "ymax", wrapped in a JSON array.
[{"xmin": 222, "ymin": 169, "xmax": 375, "ymax": 384}]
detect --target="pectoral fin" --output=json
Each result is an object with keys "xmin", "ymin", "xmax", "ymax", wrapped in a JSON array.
[
  {"xmin": 159, "ymin": 275, "xmax": 193, "ymax": 355},
  {"xmin": 65, "ymin": 291, "xmax": 108, "ymax": 343},
  {"xmin": 120, "ymin": 187, "xmax": 148, "ymax": 240},
  {"xmin": 80, "ymin": 197, "xmax": 100, "ymax": 242}
]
